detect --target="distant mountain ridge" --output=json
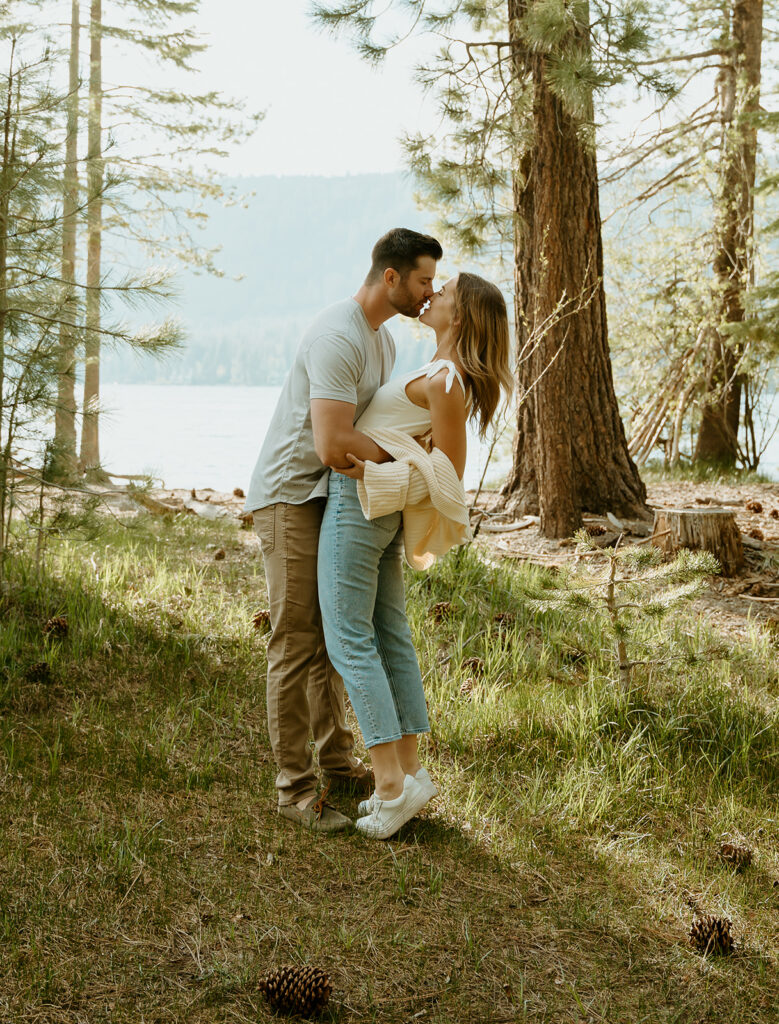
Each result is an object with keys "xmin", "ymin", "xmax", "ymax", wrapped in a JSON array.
[{"xmin": 103, "ymin": 173, "xmax": 438, "ymax": 386}]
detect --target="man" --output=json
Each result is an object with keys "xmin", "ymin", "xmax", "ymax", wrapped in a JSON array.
[{"xmin": 245, "ymin": 228, "xmax": 442, "ymax": 831}]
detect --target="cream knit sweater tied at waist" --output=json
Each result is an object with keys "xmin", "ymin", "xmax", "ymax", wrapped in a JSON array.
[{"xmin": 355, "ymin": 427, "xmax": 472, "ymax": 571}]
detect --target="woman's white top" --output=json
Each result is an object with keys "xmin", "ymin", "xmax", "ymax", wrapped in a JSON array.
[
  {"xmin": 352, "ymin": 359, "xmax": 473, "ymax": 570},
  {"xmin": 355, "ymin": 359, "xmax": 468, "ymax": 435}
]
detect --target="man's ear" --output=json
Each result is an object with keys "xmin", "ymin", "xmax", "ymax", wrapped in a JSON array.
[{"xmin": 383, "ymin": 267, "xmax": 399, "ymax": 288}]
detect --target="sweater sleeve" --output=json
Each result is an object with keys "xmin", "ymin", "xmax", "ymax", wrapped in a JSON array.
[{"xmin": 356, "ymin": 460, "xmax": 412, "ymax": 519}]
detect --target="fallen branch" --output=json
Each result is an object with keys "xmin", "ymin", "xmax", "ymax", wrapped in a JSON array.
[{"xmin": 480, "ymin": 516, "xmax": 538, "ymax": 534}]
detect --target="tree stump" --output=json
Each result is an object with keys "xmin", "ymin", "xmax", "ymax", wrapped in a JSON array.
[{"xmin": 651, "ymin": 508, "xmax": 744, "ymax": 576}]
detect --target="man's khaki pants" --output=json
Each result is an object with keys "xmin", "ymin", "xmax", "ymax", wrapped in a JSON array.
[{"xmin": 254, "ymin": 499, "xmax": 361, "ymax": 807}]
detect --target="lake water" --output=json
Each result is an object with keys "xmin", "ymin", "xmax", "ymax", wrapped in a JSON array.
[
  {"xmin": 99, "ymin": 384, "xmax": 514, "ymax": 493},
  {"xmin": 98, "ymin": 383, "xmax": 778, "ymax": 492}
]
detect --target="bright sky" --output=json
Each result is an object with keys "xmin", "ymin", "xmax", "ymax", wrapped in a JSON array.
[
  {"xmin": 125, "ymin": 0, "xmax": 692, "ymax": 180},
  {"xmin": 192, "ymin": 0, "xmax": 438, "ymax": 177}
]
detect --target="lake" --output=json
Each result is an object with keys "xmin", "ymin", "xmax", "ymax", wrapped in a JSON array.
[
  {"xmin": 98, "ymin": 383, "xmax": 778, "ymax": 493},
  {"xmin": 98, "ymin": 384, "xmax": 514, "ymax": 494}
]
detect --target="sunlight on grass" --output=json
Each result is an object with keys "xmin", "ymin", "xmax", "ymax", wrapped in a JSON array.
[{"xmin": 0, "ymin": 516, "xmax": 777, "ymax": 1022}]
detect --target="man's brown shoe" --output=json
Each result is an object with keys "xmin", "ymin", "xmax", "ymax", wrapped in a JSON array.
[{"xmin": 278, "ymin": 799, "xmax": 353, "ymax": 833}]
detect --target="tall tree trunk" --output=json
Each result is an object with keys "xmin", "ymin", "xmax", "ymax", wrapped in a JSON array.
[
  {"xmin": 80, "ymin": 0, "xmax": 103, "ymax": 476},
  {"xmin": 502, "ymin": 0, "xmax": 647, "ymax": 537},
  {"xmin": 0, "ymin": 42, "xmax": 15, "ymax": 558},
  {"xmin": 694, "ymin": 0, "xmax": 762, "ymax": 467},
  {"xmin": 52, "ymin": 0, "xmax": 80, "ymax": 481}
]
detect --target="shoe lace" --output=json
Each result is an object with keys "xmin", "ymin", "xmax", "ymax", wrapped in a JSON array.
[{"xmin": 310, "ymin": 781, "xmax": 332, "ymax": 822}]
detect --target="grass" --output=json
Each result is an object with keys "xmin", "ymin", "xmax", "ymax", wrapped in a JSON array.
[
  {"xmin": 640, "ymin": 458, "xmax": 776, "ymax": 485},
  {"xmin": 0, "ymin": 513, "xmax": 777, "ymax": 1022}
]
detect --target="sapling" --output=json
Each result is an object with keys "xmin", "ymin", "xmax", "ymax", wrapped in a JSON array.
[{"xmin": 533, "ymin": 534, "xmax": 720, "ymax": 685}]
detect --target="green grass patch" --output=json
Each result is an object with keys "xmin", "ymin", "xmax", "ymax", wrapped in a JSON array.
[
  {"xmin": 0, "ymin": 516, "xmax": 777, "ymax": 1022},
  {"xmin": 641, "ymin": 458, "xmax": 775, "ymax": 485}
]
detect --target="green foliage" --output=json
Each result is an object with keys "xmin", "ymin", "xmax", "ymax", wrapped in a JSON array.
[
  {"xmin": 96, "ymin": 0, "xmax": 261, "ymax": 275},
  {"xmin": 0, "ymin": 8, "xmax": 188, "ymax": 564},
  {"xmin": 528, "ymin": 535, "xmax": 721, "ymax": 683},
  {"xmin": 312, "ymin": 0, "xmax": 664, "ymax": 264}
]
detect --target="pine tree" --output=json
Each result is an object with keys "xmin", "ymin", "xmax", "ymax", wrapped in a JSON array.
[
  {"xmin": 599, "ymin": 0, "xmax": 773, "ymax": 472},
  {"xmin": 313, "ymin": 0, "xmax": 659, "ymax": 537},
  {"xmin": 52, "ymin": 0, "xmax": 79, "ymax": 481},
  {"xmin": 74, "ymin": 0, "xmax": 259, "ymax": 478},
  {"xmin": 0, "ymin": 8, "xmax": 184, "ymax": 570},
  {"xmin": 0, "ymin": 24, "xmax": 85, "ymax": 563},
  {"xmin": 79, "ymin": 0, "xmax": 102, "ymax": 477},
  {"xmin": 693, "ymin": 0, "xmax": 763, "ymax": 468},
  {"xmin": 533, "ymin": 536, "xmax": 719, "ymax": 686}
]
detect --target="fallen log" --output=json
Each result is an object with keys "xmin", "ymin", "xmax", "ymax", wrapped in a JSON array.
[{"xmin": 130, "ymin": 490, "xmax": 180, "ymax": 516}]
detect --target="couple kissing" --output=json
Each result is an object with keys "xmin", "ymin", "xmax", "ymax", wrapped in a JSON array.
[{"xmin": 245, "ymin": 228, "xmax": 512, "ymax": 840}]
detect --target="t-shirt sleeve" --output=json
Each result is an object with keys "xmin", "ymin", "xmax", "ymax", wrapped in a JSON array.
[{"xmin": 305, "ymin": 333, "xmax": 363, "ymax": 405}]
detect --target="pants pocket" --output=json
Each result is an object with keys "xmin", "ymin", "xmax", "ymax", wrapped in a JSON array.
[{"xmin": 254, "ymin": 506, "xmax": 276, "ymax": 555}]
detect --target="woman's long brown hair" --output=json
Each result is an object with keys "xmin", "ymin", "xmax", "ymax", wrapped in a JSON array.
[{"xmin": 453, "ymin": 272, "xmax": 513, "ymax": 439}]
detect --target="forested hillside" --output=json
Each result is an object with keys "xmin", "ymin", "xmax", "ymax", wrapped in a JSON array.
[{"xmin": 102, "ymin": 173, "xmax": 438, "ymax": 385}]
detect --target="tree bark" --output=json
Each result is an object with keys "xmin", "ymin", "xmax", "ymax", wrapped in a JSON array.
[
  {"xmin": 80, "ymin": 0, "xmax": 104, "ymax": 476},
  {"xmin": 651, "ymin": 507, "xmax": 744, "ymax": 576},
  {"xmin": 0, "ymin": 42, "xmax": 15, "ymax": 558},
  {"xmin": 502, "ymin": 0, "xmax": 647, "ymax": 537},
  {"xmin": 694, "ymin": 0, "xmax": 762, "ymax": 467},
  {"xmin": 53, "ymin": 0, "xmax": 80, "ymax": 481}
]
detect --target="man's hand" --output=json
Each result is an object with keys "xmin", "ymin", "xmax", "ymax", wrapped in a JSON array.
[{"xmin": 331, "ymin": 453, "xmax": 366, "ymax": 480}]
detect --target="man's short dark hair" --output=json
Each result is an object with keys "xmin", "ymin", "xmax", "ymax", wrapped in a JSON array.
[{"xmin": 367, "ymin": 228, "xmax": 443, "ymax": 283}]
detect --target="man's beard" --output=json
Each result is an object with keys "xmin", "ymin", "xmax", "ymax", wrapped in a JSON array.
[{"xmin": 388, "ymin": 280, "xmax": 424, "ymax": 318}]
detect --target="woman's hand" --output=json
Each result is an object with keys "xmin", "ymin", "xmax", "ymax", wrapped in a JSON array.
[{"xmin": 331, "ymin": 453, "xmax": 366, "ymax": 480}]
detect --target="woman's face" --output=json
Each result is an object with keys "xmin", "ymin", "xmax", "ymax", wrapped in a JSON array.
[{"xmin": 419, "ymin": 274, "xmax": 459, "ymax": 332}]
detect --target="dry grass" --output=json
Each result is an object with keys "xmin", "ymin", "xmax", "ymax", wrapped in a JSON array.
[{"xmin": 0, "ymin": 514, "xmax": 777, "ymax": 1023}]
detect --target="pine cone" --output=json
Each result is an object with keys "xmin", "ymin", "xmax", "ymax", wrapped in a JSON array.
[
  {"xmin": 745, "ymin": 499, "xmax": 763, "ymax": 513},
  {"xmin": 253, "ymin": 609, "xmax": 271, "ymax": 632},
  {"xmin": 770, "ymin": 508, "xmax": 779, "ymax": 520},
  {"xmin": 461, "ymin": 656, "xmax": 485, "ymax": 676},
  {"xmin": 239, "ymin": 512, "xmax": 254, "ymax": 530},
  {"xmin": 214, "ymin": 548, "xmax": 226, "ymax": 561},
  {"xmin": 748, "ymin": 527, "xmax": 764, "ymax": 541},
  {"xmin": 493, "ymin": 611, "xmax": 515, "ymax": 629},
  {"xmin": 460, "ymin": 676, "xmax": 476, "ymax": 700},
  {"xmin": 25, "ymin": 661, "xmax": 52, "ymax": 685},
  {"xmin": 718, "ymin": 842, "xmax": 753, "ymax": 872},
  {"xmin": 585, "ymin": 523, "xmax": 607, "ymax": 537},
  {"xmin": 429, "ymin": 601, "xmax": 455, "ymax": 623},
  {"xmin": 689, "ymin": 915, "xmax": 733, "ymax": 955},
  {"xmin": 233, "ymin": 487, "xmax": 245, "ymax": 499},
  {"xmin": 259, "ymin": 964, "xmax": 332, "ymax": 1017},
  {"xmin": 42, "ymin": 616, "xmax": 68, "ymax": 639}
]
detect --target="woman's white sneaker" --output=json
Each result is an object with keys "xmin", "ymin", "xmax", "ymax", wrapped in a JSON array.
[
  {"xmin": 358, "ymin": 767, "xmax": 438, "ymax": 816},
  {"xmin": 415, "ymin": 766, "xmax": 438, "ymax": 803},
  {"xmin": 355, "ymin": 774, "xmax": 428, "ymax": 840}
]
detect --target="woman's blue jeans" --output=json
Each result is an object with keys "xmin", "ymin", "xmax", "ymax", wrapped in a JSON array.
[{"xmin": 318, "ymin": 474, "xmax": 429, "ymax": 748}]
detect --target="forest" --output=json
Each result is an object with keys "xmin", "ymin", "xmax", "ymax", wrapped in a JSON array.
[{"xmin": 1, "ymin": 1, "xmax": 778, "ymax": 1022}]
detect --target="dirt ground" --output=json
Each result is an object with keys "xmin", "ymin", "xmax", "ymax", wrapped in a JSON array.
[{"xmin": 468, "ymin": 479, "xmax": 779, "ymax": 646}]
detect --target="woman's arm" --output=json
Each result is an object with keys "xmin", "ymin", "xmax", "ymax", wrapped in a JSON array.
[{"xmin": 426, "ymin": 370, "xmax": 467, "ymax": 479}]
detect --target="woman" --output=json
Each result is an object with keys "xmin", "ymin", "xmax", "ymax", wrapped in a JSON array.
[{"xmin": 317, "ymin": 272, "xmax": 512, "ymax": 840}]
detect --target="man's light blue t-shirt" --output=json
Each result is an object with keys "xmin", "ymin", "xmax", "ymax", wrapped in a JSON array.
[{"xmin": 245, "ymin": 298, "xmax": 395, "ymax": 512}]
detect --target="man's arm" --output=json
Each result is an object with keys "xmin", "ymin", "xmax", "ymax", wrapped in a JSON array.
[{"xmin": 310, "ymin": 399, "xmax": 391, "ymax": 469}]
